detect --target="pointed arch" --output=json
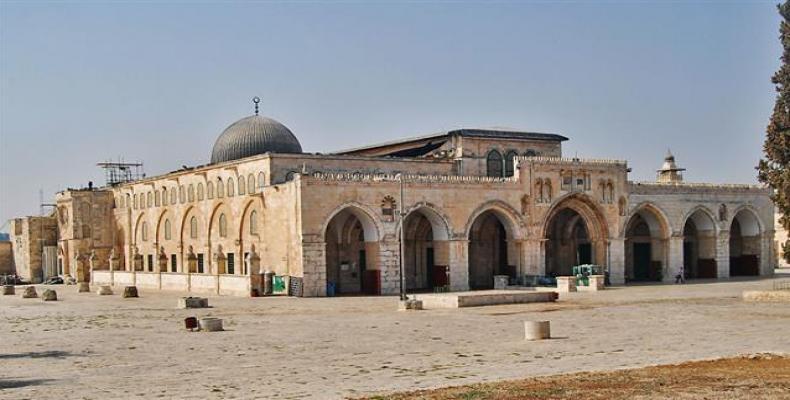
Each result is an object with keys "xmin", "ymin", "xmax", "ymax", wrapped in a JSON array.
[
  {"xmin": 402, "ymin": 202, "xmax": 452, "ymax": 241},
  {"xmin": 320, "ymin": 203, "xmax": 383, "ymax": 243},
  {"xmin": 465, "ymin": 200, "xmax": 524, "ymax": 240}
]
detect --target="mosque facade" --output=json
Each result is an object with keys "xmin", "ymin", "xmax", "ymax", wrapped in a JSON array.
[{"xmin": 15, "ymin": 105, "xmax": 778, "ymax": 296}]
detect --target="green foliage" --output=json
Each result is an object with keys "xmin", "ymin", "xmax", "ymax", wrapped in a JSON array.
[{"xmin": 759, "ymin": 2, "xmax": 790, "ymax": 263}]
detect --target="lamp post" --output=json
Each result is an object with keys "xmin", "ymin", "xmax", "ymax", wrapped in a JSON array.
[{"xmin": 396, "ymin": 173, "xmax": 407, "ymax": 301}]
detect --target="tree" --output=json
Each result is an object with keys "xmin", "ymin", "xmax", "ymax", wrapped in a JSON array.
[{"xmin": 759, "ymin": 2, "xmax": 790, "ymax": 264}]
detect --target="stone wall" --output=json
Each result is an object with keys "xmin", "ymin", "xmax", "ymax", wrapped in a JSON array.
[
  {"xmin": 8, "ymin": 215, "xmax": 58, "ymax": 283},
  {"xmin": 0, "ymin": 241, "xmax": 14, "ymax": 275}
]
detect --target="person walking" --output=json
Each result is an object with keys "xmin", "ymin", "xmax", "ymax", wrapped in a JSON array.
[{"xmin": 675, "ymin": 265, "xmax": 686, "ymax": 284}]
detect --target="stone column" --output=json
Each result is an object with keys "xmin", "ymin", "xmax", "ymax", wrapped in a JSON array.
[
  {"xmin": 608, "ymin": 238, "xmax": 625, "ymax": 285},
  {"xmin": 521, "ymin": 239, "xmax": 545, "ymax": 277},
  {"xmin": 447, "ymin": 239, "xmax": 469, "ymax": 292},
  {"xmin": 246, "ymin": 245, "xmax": 262, "ymax": 295},
  {"xmin": 186, "ymin": 246, "xmax": 197, "ymax": 273},
  {"xmin": 761, "ymin": 232, "xmax": 774, "ymax": 276},
  {"xmin": 378, "ymin": 239, "xmax": 400, "ymax": 295},
  {"xmin": 667, "ymin": 234, "xmax": 684, "ymax": 283},
  {"xmin": 73, "ymin": 252, "xmax": 88, "ymax": 283},
  {"xmin": 89, "ymin": 250, "xmax": 99, "ymax": 284},
  {"xmin": 213, "ymin": 247, "xmax": 226, "ymax": 295},
  {"xmin": 108, "ymin": 248, "xmax": 120, "ymax": 286},
  {"xmin": 716, "ymin": 230, "xmax": 730, "ymax": 279},
  {"xmin": 300, "ymin": 240, "xmax": 326, "ymax": 297},
  {"xmin": 186, "ymin": 245, "xmax": 196, "ymax": 292}
]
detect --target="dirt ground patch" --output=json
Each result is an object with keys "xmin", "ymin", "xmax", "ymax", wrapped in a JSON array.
[{"xmin": 363, "ymin": 354, "xmax": 790, "ymax": 400}]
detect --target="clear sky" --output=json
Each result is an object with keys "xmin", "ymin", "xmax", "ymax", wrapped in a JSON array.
[{"xmin": 0, "ymin": 1, "xmax": 781, "ymax": 229}]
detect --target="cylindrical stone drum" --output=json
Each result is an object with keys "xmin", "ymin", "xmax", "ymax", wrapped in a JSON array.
[
  {"xmin": 199, "ymin": 318, "xmax": 224, "ymax": 332},
  {"xmin": 524, "ymin": 320, "xmax": 551, "ymax": 340}
]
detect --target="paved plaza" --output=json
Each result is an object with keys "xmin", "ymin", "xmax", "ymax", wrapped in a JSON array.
[{"xmin": 2, "ymin": 271, "xmax": 789, "ymax": 399}]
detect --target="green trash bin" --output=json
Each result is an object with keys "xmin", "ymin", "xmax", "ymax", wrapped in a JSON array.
[{"xmin": 273, "ymin": 276, "xmax": 286, "ymax": 293}]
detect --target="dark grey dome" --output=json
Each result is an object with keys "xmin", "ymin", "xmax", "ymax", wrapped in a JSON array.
[{"xmin": 210, "ymin": 115, "xmax": 302, "ymax": 163}]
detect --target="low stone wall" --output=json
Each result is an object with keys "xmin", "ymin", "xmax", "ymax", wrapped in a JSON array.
[{"xmin": 92, "ymin": 271, "xmax": 252, "ymax": 297}]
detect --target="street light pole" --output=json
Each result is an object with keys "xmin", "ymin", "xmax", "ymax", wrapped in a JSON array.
[{"xmin": 397, "ymin": 173, "xmax": 407, "ymax": 301}]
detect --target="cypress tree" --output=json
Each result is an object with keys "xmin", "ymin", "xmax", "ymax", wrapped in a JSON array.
[{"xmin": 758, "ymin": 2, "xmax": 790, "ymax": 263}]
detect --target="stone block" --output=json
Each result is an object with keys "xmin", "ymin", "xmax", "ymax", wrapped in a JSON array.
[
  {"xmin": 178, "ymin": 297, "xmax": 209, "ymax": 309},
  {"xmin": 78, "ymin": 282, "xmax": 90, "ymax": 293},
  {"xmin": 556, "ymin": 276, "xmax": 576, "ymax": 293},
  {"xmin": 97, "ymin": 285, "xmax": 113, "ymax": 295},
  {"xmin": 2, "ymin": 285, "xmax": 14, "ymax": 295},
  {"xmin": 22, "ymin": 286, "xmax": 37, "ymax": 298},
  {"xmin": 524, "ymin": 320, "xmax": 551, "ymax": 340},
  {"xmin": 397, "ymin": 299, "xmax": 423, "ymax": 311},
  {"xmin": 198, "ymin": 317, "xmax": 223, "ymax": 332},
  {"xmin": 493, "ymin": 275, "xmax": 509, "ymax": 290},
  {"xmin": 588, "ymin": 275, "xmax": 605, "ymax": 291},
  {"xmin": 42, "ymin": 289, "xmax": 57, "ymax": 301},
  {"xmin": 122, "ymin": 286, "xmax": 138, "ymax": 298}
]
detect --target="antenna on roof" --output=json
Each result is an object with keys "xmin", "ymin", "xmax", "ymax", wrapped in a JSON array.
[{"xmin": 253, "ymin": 96, "xmax": 260, "ymax": 115}]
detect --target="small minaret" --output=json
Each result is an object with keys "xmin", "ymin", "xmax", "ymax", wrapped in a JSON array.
[{"xmin": 656, "ymin": 149, "xmax": 685, "ymax": 183}]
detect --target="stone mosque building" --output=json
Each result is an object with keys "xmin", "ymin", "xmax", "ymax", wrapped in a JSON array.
[{"xmin": 9, "ymin": 102, "xmax": 779, "ymax": 296}]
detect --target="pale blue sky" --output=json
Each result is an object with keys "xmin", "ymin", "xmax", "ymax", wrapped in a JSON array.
[{"xmin": 0, "ymin": 1, "xmax": 781, "ymax": 228}]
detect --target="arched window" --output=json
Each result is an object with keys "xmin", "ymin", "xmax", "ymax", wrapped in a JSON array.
[
  {"xmin": 219, "ymin": 214, "xmax": 227, "ymax": 237},
  {"xmin": 217, "ymin": 179, "xmax": 225, "ymax": 198},
  {"xmin": 164, "ymin": 219, "xmax": 171, "ymax": 240},
  {"xmin": 179, "ymin": 185, "xmax": 186, "ymax": 204},
  {"xmin": 188, "ymin": 184, "xmax": 195, "ymax": 202},
  {"xmin": 247, "ymin": 174, "xmax": 255, "ymax": 194},
  {"xmin": 505, "ymin": 150, "xmax": 518, "ymax": 177},
  {"xmin": 535, "ymin": 178, "xmax": 544, "ymax": 203},
  {"xmin": 141, "ymin": 222, "xmax": 148, "ymax": 242},
  {"xmin": 227, "ymin": 178, "xmax": 235, "ymax": 197},
  {"xmin": 197, "ymin": 183, "xmax": 204, "ymax": 201},
  {"xmin": 147, "ymin": 192, "xmax": 153, "ymax": 208},
  {"xmin": 250, "ymin": 210, "xmax": 258, "ymax": 235},
  {"xmin": 133, "ymin": 194, "xmax": 138, "ymax": 209},
  {"xmin": 126, "ymin": 194, "xmax": 131, "ymax": 209},
  {"xmin": 161, "ymin": 188, "xmax": 168, "ymax": 206},
  {"xmin": 207, "ymin": 182, "xmax": 214, "ymax": 199},
  {"xmin": 190, "ymin": 216, "xmax": 198, "ymax": 239},
  {"xmin": 154, "ymin": 191, "xmax": 160, "ymax": 207},
  {"xmin": 238, "ymin": 177, "xmax": 245, "ymax": 195},
  {"xmin": 169, "ymin": 188, "xmax": 176, "ymax": 205},
  {"xmin": 258, "ymin": 172, "xmax": 265, "ymax": 189},
  {"xmin": 486, "ymin": 150, "xmax": 503, "ymax": 177}
]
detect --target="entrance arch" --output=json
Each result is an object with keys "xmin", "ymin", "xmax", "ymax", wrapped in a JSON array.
[
  {"xmin": 543, "ymin": 194, "xmax": 608, "ymax": 277},
  {"xmin": 624, "ymin": 204, "xmax": 669, "ymax": 281},
  {"xmin": 467, "ymin": 207, "xmax": 519, "ymax": 290},
  {"xmin": 402, "ymin": 205, "xmax": 451, "ymax": 291},
  {"xmin": 682, "ymin": 208, "xmax": 717, "ymax": 279},
  {"xmin": 729, "ymin": 208, "xmax": 762, "ymax": 276},
  {"xmin": 323, "ymin": 206, "xmax": 381, "ymax": 295}
]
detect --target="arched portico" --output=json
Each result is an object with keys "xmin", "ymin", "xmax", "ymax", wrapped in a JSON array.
[
  {"xmin": 466, "ymin": 204, "xmax": 521, "ymax": 290},
  {"xmin": 729, "ymin": 207, "xmax": 763, "ymax": 276},
  {"xmin": 682, "ymin": 207, "xmax": 718, "ymax": 279},
  {"xmin": 323, "ymin": 205, "xmax": 382, "ymax": 295},
  {"xmin": 624, "ymin": 204, "xmax": 670, "ymax": 281},
  {"xmin": 402, "ymin": 204, "xmax": 451, "ymax": 291},
  {"xmin": 542, "ymin": 194, "xmax": 608, "ymax": 276}
]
